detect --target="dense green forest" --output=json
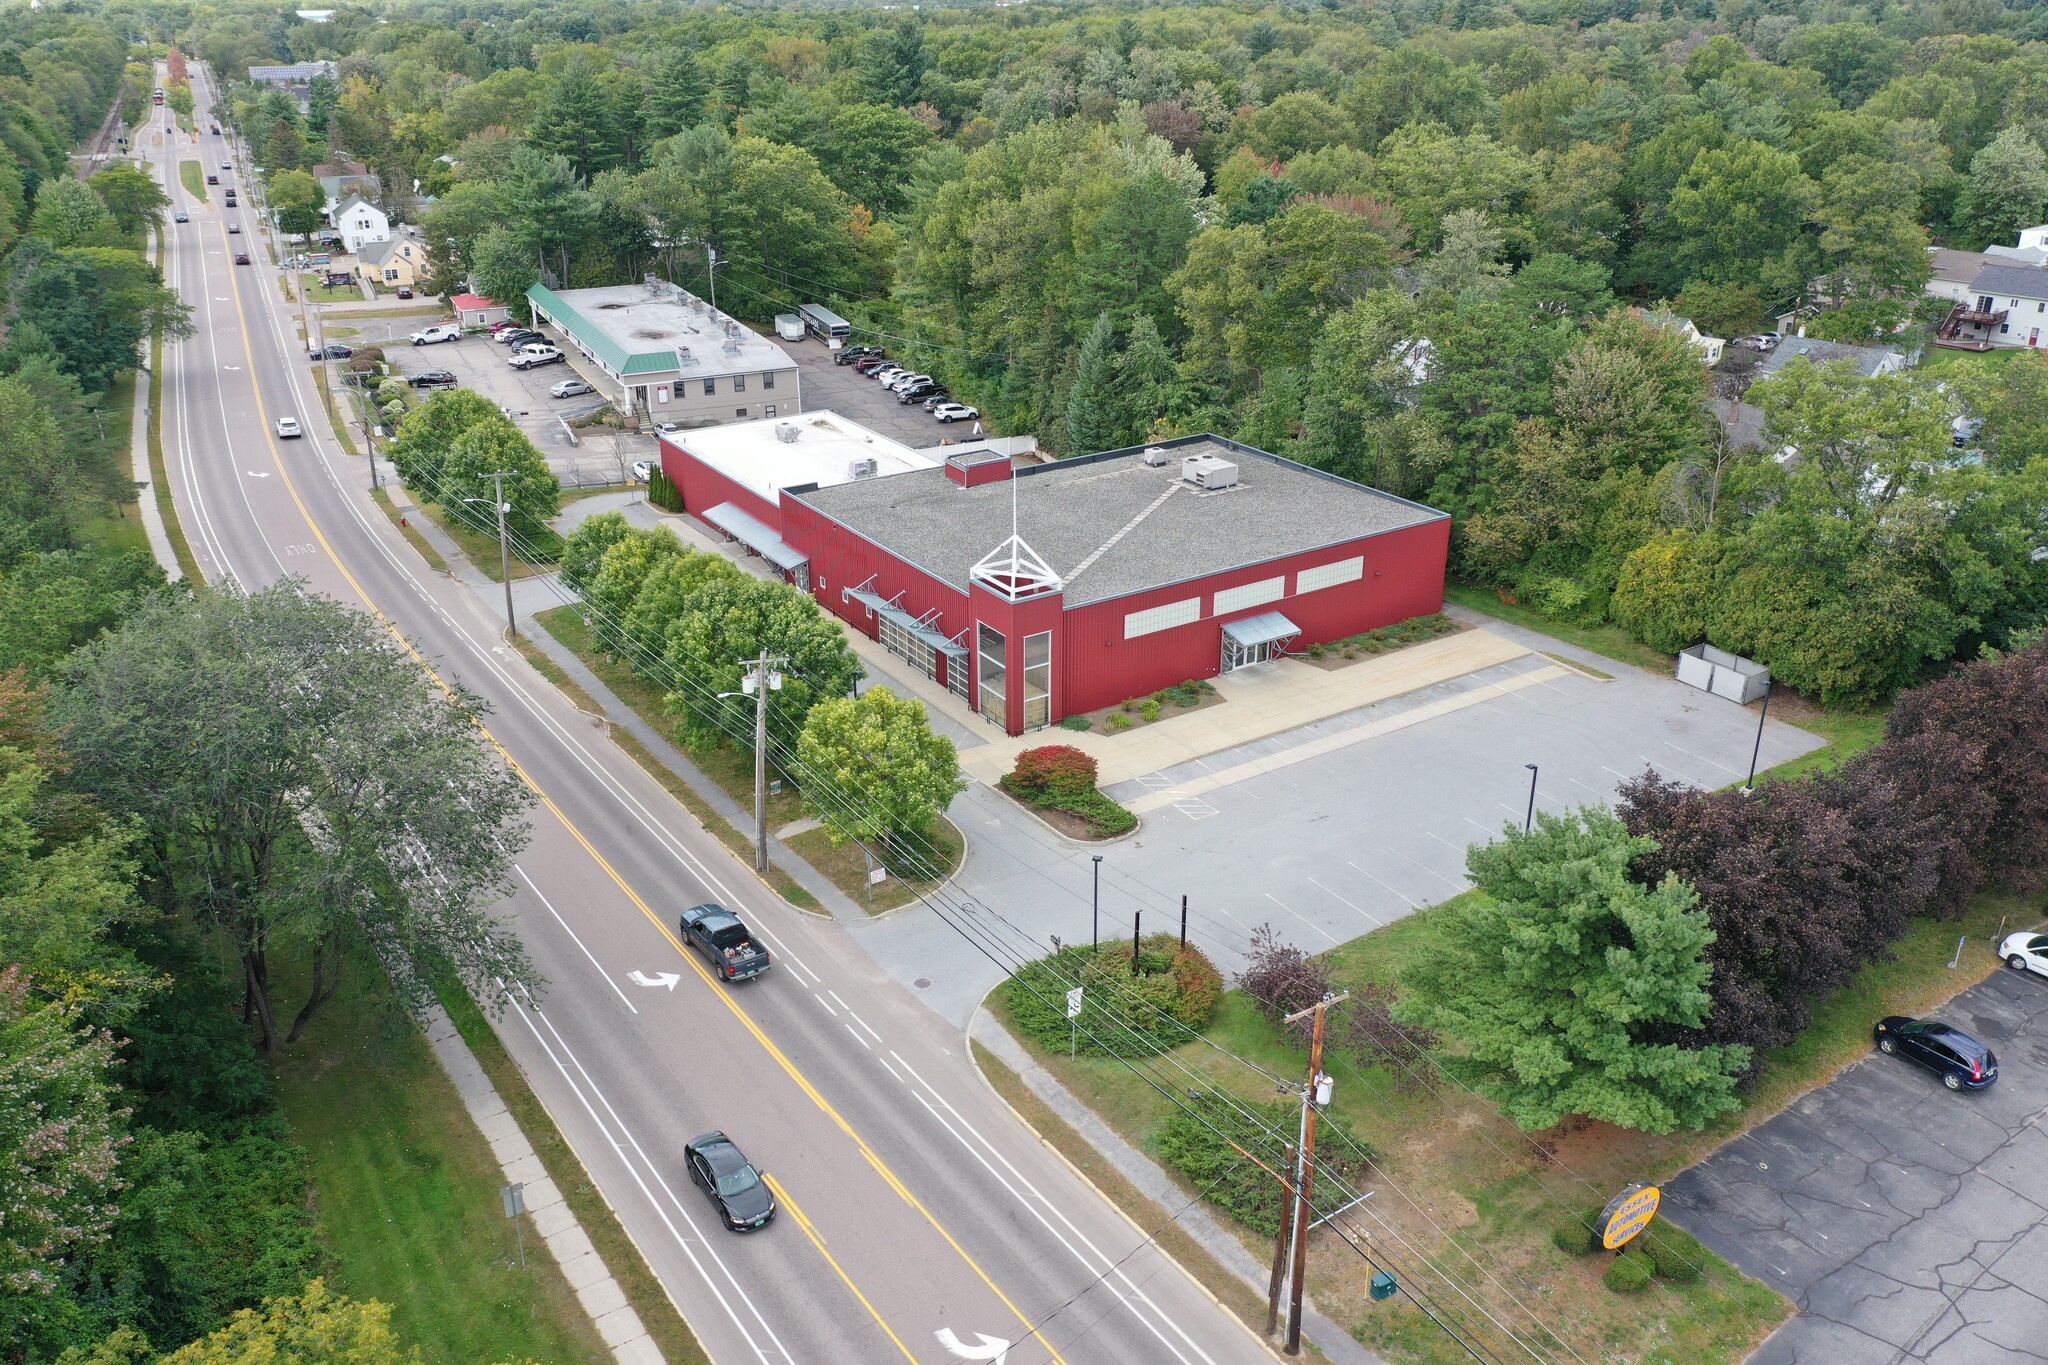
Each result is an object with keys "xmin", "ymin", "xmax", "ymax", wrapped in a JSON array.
[{"xmin": 179, "ymin": 0, "xmax": 2048, "ymax": 700}]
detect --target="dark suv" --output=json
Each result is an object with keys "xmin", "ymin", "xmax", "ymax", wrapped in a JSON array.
[
  {"xmin": 1874, "ymin": 1016, "xmax": 1998, "ymax": 1091},
  {"xmin": 835, "ymin": 345, "xmax": 883, "ymax": 366},
  {"xmin": 897, "ymin": 380, "xmax": 946, "ymax": 403}
]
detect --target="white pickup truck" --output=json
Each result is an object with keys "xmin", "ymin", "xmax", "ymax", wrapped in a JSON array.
[{"xmin": 409, "ymin": 323, "xmax": 461, "ymax": 346}]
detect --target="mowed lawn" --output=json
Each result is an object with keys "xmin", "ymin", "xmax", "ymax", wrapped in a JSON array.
[
  {"xmin": 271, "ymin": 951, "xmax": 610, "ymax": 1365},
  {"xmin": 178, "ymin": 158, "xmax": 206, "ymax": 200}
]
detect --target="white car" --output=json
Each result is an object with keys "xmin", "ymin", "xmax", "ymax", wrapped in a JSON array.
[
  {"xmin": 931, "ymin": 402, "xmax": 979, "ymax": 424},
  {"xmin": 632, "ymin": 459, "xmax": 653, "ymax": 483},
  {"xmin": 549, "ymin": 377, "xmax": 595, "ymax": 399},
  {"xmin": 275, "ymin": 416, "xmax": 302, "ymax": 439},
  {"xmin": 2000, "ymin": 931, "xmax": 2048, "ymax": 978},
  {"xmin": 653, "ymin": 421, "xmax": 682, "ymax": 435},
  {"xmin": 410, "ymin": 324, "xmax": 461, "ymax": 346},
  {"xmin": 886, "ymin": 373, "xmax": 932, "ymax": 392},
  {"xmin": 871, "ymin": 364, "xmax": 907, "ymax": 384},
  {"xmin": 227, "ymin": 223, "xmax": 241, "ymax": 233}
]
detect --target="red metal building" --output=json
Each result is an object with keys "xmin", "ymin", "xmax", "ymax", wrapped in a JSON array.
[{"xmin": 659, "ymin": 424, "xmax": 1450, "ymax": 737}]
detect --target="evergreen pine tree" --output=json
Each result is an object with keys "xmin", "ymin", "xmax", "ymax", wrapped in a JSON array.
[
  {"xmin": 1063, "ymin": 313, "xmax": 1119, "ymax": 457},
  {"xmin": 646, "ymin": 48, "xmax": 712, "ymax": 140},
  {"xmin": 530, "ymin": 58, "xmax": 619, "ymax": 181}
]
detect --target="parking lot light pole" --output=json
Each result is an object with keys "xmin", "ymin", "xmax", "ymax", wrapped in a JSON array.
[
  {"xmin": 1524, "ymin": 763, "xmax": 1539, "ymax": 833},
  {"xmin": 1744, "ymin": 680, "xmax": 1774, "ymax": 792},
  {"xmin": 1092, "ymin": 855, "xmax": 1102, "ymax": 949}
]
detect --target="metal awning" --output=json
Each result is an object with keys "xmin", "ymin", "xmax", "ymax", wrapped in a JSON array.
[
  {"xmin": 876, "ymin": 603, "xmax": 960, "ymax": 654},
  {"xmin": 845, "ymin": 587, "xmax": 891, "ymax": 614},
  {"xmin": 1221, "ymin": 611, "xmax": 1301, "ymax": 649},
  {"xmin": 702, "ymin": 502, "xmax": 807, "ymax": 571}
]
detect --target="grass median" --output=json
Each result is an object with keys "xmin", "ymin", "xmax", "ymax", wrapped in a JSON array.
[{"xmin": 178, "ymin": 157, "xmax": 205, "ymax": 199}]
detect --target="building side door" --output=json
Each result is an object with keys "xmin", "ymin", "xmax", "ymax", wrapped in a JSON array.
[{"xmin": 977, "ymin": 624, "xmax": 1006, "ymax": 729}]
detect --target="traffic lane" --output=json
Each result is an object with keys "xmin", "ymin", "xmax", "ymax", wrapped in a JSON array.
[
  {"xmin": 1664, "ymin": 970, "xmax": 2048, "ymax": 1364},
  {"xmin": 203, "ymin": 93, "xmax": 1257, "ymax": 1363}
]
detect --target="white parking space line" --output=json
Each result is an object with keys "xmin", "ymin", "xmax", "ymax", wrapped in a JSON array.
[
  {"xmin": 1265, "ymin": 892, "xmax": 1342, "ymax": 947},
  {"xmin": 1306, "ymin": 872, "xmax": 1388, "ymax": 926}
]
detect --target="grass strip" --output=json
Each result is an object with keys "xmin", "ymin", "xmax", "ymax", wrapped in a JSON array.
[
  {"xmin": 370, "ymin": 486, "xmax": 450, "ymax": 574},
  {"xmin": 969, "ymin": 1039, "xmax": 1275, "ymax": 1339},
  {"xmin": 785, "ymin": 817, "xmax": 964, "ymax": 915},
  {"xmin": 1443, "ymin": 581, "xmax": 1672, "ymax": 672},
  {"xmin": 1540, "ymin": 650, "xmax": 1612, "ymax": 681},
  {"xmin": 145, "ymin": 330, "xmax": 204, "ymax": 583},
  {"xmin": 271, "ymin": 947, "xmax": 611, "ymax": 1365},
  {"xmin": 307, "ymin": 363, "xmax": 360, "ymax": 456},
  {"xmin": 177, "ymin": 157, "xmax": 205, "ymax": 198},
  {"xmin": 414, "ymin": 501, "xmax": 558, "ymax": 582},
  {"xmin": 517, "ymin": 615, "xmax": 822, "ymax": 911},
  {"xmin": 438, "ymin": 982, "xmax": 713, "ymax": 1365}
]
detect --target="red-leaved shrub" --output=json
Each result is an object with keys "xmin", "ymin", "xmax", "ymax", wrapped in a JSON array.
[{"xmin": 1006, "ymin": 744, "xmax": 1099, "ymax": 799}]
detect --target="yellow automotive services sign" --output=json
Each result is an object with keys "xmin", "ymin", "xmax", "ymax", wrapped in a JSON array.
[{"xmin": 1600, "ymin": 1183, "xmax": 1662, "ymax": 1251}]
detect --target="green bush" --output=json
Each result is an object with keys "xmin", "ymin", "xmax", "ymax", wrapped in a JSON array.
[
  {"xmin": 1603, "ymin": 1250, "xmax": 1655, "ymax": 1294},
  {"xmin": 1153, "ymin": 1092, "xmax": 1375, "ymax": 1236},
  {"xmin": 1044, "ymin": 786, "xmax": 1137, "ymax": 834},
  {"xmin": 1165, "ymin": 680, "xmax": 1212, "ymax": 707},
  {"xmin": 1059, "ymin": 715, "xmax": 1093, "ymax": 731},
  {"xmin": 1641, "ymin": 1220, "xmax": 1704, "ymax": 1282},
  {"xmin": 1551, "ymin": 1217, "xmax": 1595, "ymax": 1256},
  {"xmin": 1001, "ymin": 937, "xmax": 1223, "ymax": 1057},
  {"xmin": 1139, "ymin": 698, "xmax": 1161, "ymax": 722},
  {"xmin": 1106, "ymin": 712, "xmax": 1132, "ymax": 731}
]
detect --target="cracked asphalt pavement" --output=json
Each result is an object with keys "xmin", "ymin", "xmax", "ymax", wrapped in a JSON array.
[{"xmin": 1664, "ymin": 967, "xmax": 2048, "ymax": 1364}]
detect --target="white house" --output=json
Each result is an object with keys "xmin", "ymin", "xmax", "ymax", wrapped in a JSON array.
[
  {"xmin": 1936, "ymin": 263, "xmax": 2048, "ymax": 350},
  {"xmin": 1642, "ymin": 310, "xmax": 1725, "ymax": 365},
  {"xmin": 332, "ymin": 194, "xmax": 391, "ymax": 256},
  {"xmin": 1758, "ymin": 338, "xmax": 1909, "ymax": 378}
]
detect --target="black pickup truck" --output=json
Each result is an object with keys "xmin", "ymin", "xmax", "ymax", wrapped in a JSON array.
[{"xmin": 680, "ymin": 903, "xmax": 772, "ymax": 983}]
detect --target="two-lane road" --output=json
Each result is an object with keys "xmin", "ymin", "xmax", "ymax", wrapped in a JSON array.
[{"xmin": 150, "ymin": 68, "xmax": 1269, "ymax": 1365}]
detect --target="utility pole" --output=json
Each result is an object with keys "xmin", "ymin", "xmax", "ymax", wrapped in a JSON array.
[
  {"xmin": 487, "ymin": 470, "xmax": 515, "ymax": 636},
  {"xmin": 1276, "ymin": 992, "xmax": 1347, "ymax": 1355},
  {"xmin": 706, "ymin": 244, "xmax": 720, "ymax": 314},
  {"xmin": 1743, "ymin": 679, "xmax": 1773, "ymax": 792},
  {"xmin": 742, "ymin": 653, "xmax": 785, "ymax": 873}
]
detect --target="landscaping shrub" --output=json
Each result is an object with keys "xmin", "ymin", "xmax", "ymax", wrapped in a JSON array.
[
  {"xmin": 1552, "ymin": 1217, "xmax": 1595, "ymax": 1256},
  {"xmin": 1239, "ymin": 922, "xmax": 1335, "ymax": 1041},
  {"xmin": 1106, "ymin": 711, "xmax": 1132, "ymax": 731},
  {"xmin": 647, "ymin": 466, "xmax": 684, "ymax": 512},
  {"xmin": 1341, "ymin": 980, "xmax": 1437, "ymax": 1084},
  {"xmin": 1603, "ymin": 1250, "xmax": 1655, "ymax": 1294},
  {"xmin": 1640, "ymin": 1221, "xmax": 1704, "ymax": 1282},
  {"xmin": 1006, "ymin": 744, "xmax": 1098, "ymax": 799},
  {"xmin": 1000, "ymin": 937, "xmax": 1224, "ymax": 1057},
  {"xmin": 1140, "ymin": 698, "xmax": 1161, "ymax": 722},
  {"xmin": 1164, "ymin": 680, "xmax": 1212, "ymax": 707},
  {"xmin": 1059, "ymin": 715, "xmax": 1093, "ymax": 731},
  {"xmin": 1153, "ymin": 1092, "xmax": 1374, "ymax": 1236}
]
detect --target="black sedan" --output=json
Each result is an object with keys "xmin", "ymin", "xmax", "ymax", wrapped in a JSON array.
[
  {"xmin": 408, "ymin": 369, "xmax": 458, "ymax": 388},
  {"xmin": 309, "ymin": 343, "xmax": 354, "ymax": 360},
  {"xmin": 684, "ymin": 1131, "xmax": 775, "ymax": 1232},
  {"xmin": 1874, "ymin": 1016, "xmax": 1998, "ymax": 1091}
]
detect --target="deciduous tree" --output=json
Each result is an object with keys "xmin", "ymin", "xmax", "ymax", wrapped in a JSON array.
[{"xmin": 795, "ymin": 687, "xmax": 964, "ymax": 851}]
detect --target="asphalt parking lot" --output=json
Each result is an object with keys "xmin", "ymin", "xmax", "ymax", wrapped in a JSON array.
[
  {"xmin": 380, "ymin": 329, "xmax": 655, "ymax": 487},
  {"xmin": 781, "ymin": 333, "xmax": 983, "ymax": 448},
  {"xmin": 1665, "ymin": 965, "xmax": 2048, "ymax": 1365}
]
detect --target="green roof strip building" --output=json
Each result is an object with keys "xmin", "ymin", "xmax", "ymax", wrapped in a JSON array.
[{"xmin": 526, "ymin": 278, "xmax": 802, "ymax": 430}]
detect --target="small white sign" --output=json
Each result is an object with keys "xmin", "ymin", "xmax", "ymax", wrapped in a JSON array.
[
  {"xmin": 868, "ymin": 867, "xmax": 889, "ymax": 886},
  {"xmin": 1066, "ymin": 987, "xmax": 1083, "ymax": 1019}
]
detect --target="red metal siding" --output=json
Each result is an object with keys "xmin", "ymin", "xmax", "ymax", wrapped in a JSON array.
[
  {"xmin": 1056, "ymin": 518, "xmax": 1449, "ymax": 717},
  {"xmin": 658, "ymin": 436, "xmax": 784, "ymax": 533},
  {"xmin": 780, "ymin": 497, "xmax": 969, "ymax": 644}
]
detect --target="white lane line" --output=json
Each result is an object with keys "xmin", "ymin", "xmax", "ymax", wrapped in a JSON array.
[
  {"xmin": 877, "ymin": 1052, "xmax": 908, "ymax": 1085},
  {"xmin": 889, "ymin": 1051, "xmax": 1219, "ymax": 1365},
  {"xmin": 813, "ymin": 991, "xmax": 838, "ymax": 1017},
  {"xmin": 1387, "ymin": 848, "xmax": 1467, "ymax": 894},
  {"xmin": 515, "ymin": 864, "xmax": 636, "ymax": 1014},
  {"xmin": 505, "ymin": 986, "xmax": 794, "ymax": 1365},
  {"xmin": 847, "ymin": 1011, "xmax": 884, "ymax": 1047},
  {"xmin": 1667, "ymin": 741, "xmax": 1743, "ymax": 778},
  {"xmin": 1264, "ymin": 892, "xmax": 1341, "ymax": 948},
  {"xmin": 844, "ymin": 1023, "xmax": 872, "ymax": 1051},
  {"xmin": 1426, "ymin": 829, "xmax": 1467, "ymax": 855},
  {"xmin": 1305, "ymin": 873, "xmax": 1388, "ymax": 926},
  {"xmin": 1464, "ymin": 815, "xmax": 1498, "ymax": 837},
  {"xmin": 1341, "ymin": 862, "xmax": 1417, "ymax": 911}
]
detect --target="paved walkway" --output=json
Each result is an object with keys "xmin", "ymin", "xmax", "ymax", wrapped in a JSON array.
[
  {"xmin": 957, "ymin": 629, "xmax": 1535, "ymax": 788},
  {"xmin": 422, "ymin": 1005, "xmax": 665, "ymax": 1365},
  {"xmin": 970, "ymin": 1010, "xmax": 1389, "ymax": 1365},
  {"xmin": 132, "ymin": 224, "xmax": 184, "ymax": 580}
]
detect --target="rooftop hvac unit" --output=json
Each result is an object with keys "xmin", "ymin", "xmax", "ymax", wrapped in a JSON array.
[
  {"xmin": 723, "ymin": 337, "xmax": 740, "ymax": 353},
  {"xmin": 1141, "ymin": 446, "xmax": 1173, "ymax": 467},
  {"xmin": 848, "ymin": 457, "xmax": 879, "ymax": 479},
  {"xmin": 1182, "ymin": 454, "xmax": 1239, "ymax": 490},
  {"xmin": 723, "ymin": 320, "xmax": 740, "ymax": 337},
  {"xmin": 675, "ymin": 345, "xmax": 695, "ymax": 365},
  {"xmin": 775, "ymin": 422, "xmax": 801, "ymax": 443}
]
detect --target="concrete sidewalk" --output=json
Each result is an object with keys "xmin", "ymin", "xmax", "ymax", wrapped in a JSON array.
[{"xmin": 958, "ymin": 628, "xmax": 1535, "ymax": 788}]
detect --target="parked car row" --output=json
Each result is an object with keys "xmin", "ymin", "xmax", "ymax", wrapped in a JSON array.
[
  {"xmin": 1732, "ymin": 332, "xmax": 1783, "ymax": 352},
  {"xmin": 848, "ymin": 350, "xmax": 980, "ymax": 425},
  {"xmin": 1870, "ymin": 930, "xmax": 2048, "ymax": 1094}
]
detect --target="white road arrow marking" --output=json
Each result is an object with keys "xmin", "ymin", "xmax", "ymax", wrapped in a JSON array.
[
  {"xmin": 626, "ymin": 970, "xmax": 681, "ymax": 991},
  {"xmin": 245, "ymin": 470, "xmax": 271, "ymax": 478},
  {"xmin": 935, "ymin": 1328, "xmax": 1010, "ymax": 1362},
  {"xmin": 223, "ymin": 365, "xmax": 241, "ymax": 370}
]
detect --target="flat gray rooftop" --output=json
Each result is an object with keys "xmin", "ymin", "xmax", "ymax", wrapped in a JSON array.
[
  {"xmin": 531, "ymin": 282, "xmax": 793, "ymax": 379},
  {"xmin": 795, "ymin": 438, "xmax": 1445, "ymax": 607}
]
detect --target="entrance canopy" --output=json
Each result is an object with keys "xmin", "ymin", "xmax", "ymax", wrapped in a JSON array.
[
  {"xmin": 1221, "ymin": 611, "xmax": 1301, "ymax": 650},
  {"xmin": 702, "ymin": 502, "xmax": 808, "ymax": 572}
]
